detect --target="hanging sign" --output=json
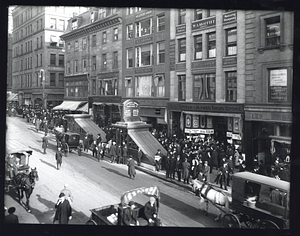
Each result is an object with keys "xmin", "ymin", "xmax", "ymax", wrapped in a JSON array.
[{"xmin": 123, "ymin": 99, "xmax": 140, "ymax": 122}]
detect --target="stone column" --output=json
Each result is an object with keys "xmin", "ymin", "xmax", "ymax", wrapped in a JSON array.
[{"xmin": 185, "ymin": 9, "xmax": 193, "ymax": 102}]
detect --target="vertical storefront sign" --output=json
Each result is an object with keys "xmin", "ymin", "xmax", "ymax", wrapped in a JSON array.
[
  {"xmin": 193, "ymin": 115, "xmax": 199, "ymax": 128},
  {"xmin": 185, "ymin": 114, "xmax": 191, "ymax": 128},
  {"xmin": 169, "ymin": 40, "xmax": 176, "ymax": 71},
  {"xmin": 200, "ymin": 115, "xmax": 206, "ymax": 128},
  {"xmin": 123, "ymin": 99, "xmax": 140, "ymax": 122},
  {"xmin": 233, "ymin": 117, "xmax": 240, "ymax": 133},
  {"xmin": 227, "ymin": 117, "xmax": 233, "ymax": 131},
  {"xmin": 206, "ymin": 116, "xmax": 213, "ymax": 128}
]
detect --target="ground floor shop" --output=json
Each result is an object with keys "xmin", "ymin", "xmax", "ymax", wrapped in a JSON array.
[{"xmin": 244, "ymin": 105, "xmax": 292, "ymax": 169}]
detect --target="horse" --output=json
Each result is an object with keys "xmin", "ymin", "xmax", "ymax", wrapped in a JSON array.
[
  {"xmin": 191, "ymin": 179, "xmax": 230, "ymax": 221},
  {"xmin": 13, "ymin": 167, "xmax": 39, "ymax": 212}
]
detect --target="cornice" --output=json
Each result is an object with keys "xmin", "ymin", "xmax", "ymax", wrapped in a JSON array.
[{"xmin": 61, "ymin": 16, "xmax": 122, "ymax": 41}]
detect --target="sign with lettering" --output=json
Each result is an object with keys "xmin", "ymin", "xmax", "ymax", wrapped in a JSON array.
[
  {"xmin": 192, "ymin": 17, "xmax": 216, "ymax": 30},
  {"xmin": 223, "ymin": 12, "xmax": 237, "ymax": 23},
  {"xmin": 176, "ymin": 25, "xmax": 186, "ymax": 34},
  {"xmin": 180, "ymin": 103, "xmax": 243, "ymax": 113},
  {"xmin": 97, "ymin": 72, "xmax": 119, "ymax": 79},
  {"xmin": 193, "ymin": 115, "xmax": 199, "ymax": 128},
  {"xmin": 176, "ymin": 63, "xmax": 186, "ymax": 71},
  {"xmin": 223, "ymin": 56, "xmax": 237, "ymax": 66},
  {"xmin": 135, "ymin": 35, "xmax": 153, "ymax": 45},
  {"xmin": 269, "ymin": 69, "xmax": 288, "ymax": 101},
  {"xmin": 135, "ymin": 67, "xmax": 153, "ymax": 74},
  {"xmin": 192, "ymin": 60, "xmax": 216, "ymax": 69},
  {"xmin": 123, "ymin": 99, "xmax": 140, "ymax": 122},
  {"xmin": 185, "ymin": 128, "xmax": 214, "ymax": 134},
  {"xmin": 245, "ymin": 111, "xmax": 292, "ymax": 122},
  {"xmin": 170, "ymin": 40, "xmax": 176, "ymax": 71},
  {"xmin": 135, "ymin": 10, "xmax": 153, "ymax": 19}
]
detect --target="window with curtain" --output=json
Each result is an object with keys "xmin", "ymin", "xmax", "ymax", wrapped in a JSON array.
[
  {"xmin": 178, "ymin": 75, "xmax": 186, "ymax": 101},
  {"xmin": 136, "ymin": 44, "xmax": 152, "ymax": 67},
  {"xmin": 208, "ymin": 33, "xmax": 216, "ymax": 58},
  {"xmin": 179, "ymin": 9, "xmax": 186, "ymax": 24},
  {"xmin": 136, "ymin": 18, "xmax": 152, "ymax": 37},
  {"xmin": 135, "ymin": 75, "xmax": 152, "ymax": 97},
  {"xmin": 193, "ymin": 74, "xmax": 216, "ymax": 101},
  {"xmin": 125, "ymin": 77, "xmax": 133, "ymax": 97},
  {"xmin": 178, "ymin": 38, "xmax": 186, "ymax": 62},
  {"xmin": 266, "ymin": 16, "xmax": 280, "ymax": 46},
  {"xmin": 226, "ymin": 28, "xmax": 237, "ymax": 56},
  {"xmin": 194, "ymin": 35, "xmax": 202, "ymax": 60},
  {"xmin": 127, "ymin": 24, "xmax": 133, "ymax": 39},
  {"xmin": 226, "ymin": 71, "xmax": 237, "ymax": 102}
]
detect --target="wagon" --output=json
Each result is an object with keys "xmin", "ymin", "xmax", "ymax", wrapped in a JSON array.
[
  {"xmin": 222, "ymin": 171, "xmax": 290, "ymax": 229},
  {"xmin": 55, "ymin": 130, "xmax": 82, "ymax": 156},
  {"xmin": 86, "ymin": 186, "xmax": 162, "ymax": 226}
]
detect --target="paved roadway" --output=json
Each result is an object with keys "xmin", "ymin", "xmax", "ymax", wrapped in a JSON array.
[{"xmin": 5, "ymin": 115, "xmax": 223, "ymax": 227}]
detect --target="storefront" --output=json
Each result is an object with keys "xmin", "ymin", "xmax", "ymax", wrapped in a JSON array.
[
  {"xmin": 244, "ymin": 105, "xmax": 292, "ymax": 168},
  {"xmin": 90, "ymin": 96, "xmax": 122, "ymax": 127},
  {"xmin": 167, "ymin": 102, "xmax": 244, "ymax": 147}
]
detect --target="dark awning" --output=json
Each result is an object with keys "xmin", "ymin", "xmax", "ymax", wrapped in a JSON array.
[
  {"xmin": 74, "ymin": 117, "xmax": 106, "ymax": 142},
  {"xmin": 76, "ymin": 103, "xmax": 89, "ymax": 113},
  {"xmin": 128, "ymin": 130, "xmax": 167, "ymax": 165},
  {"xmin": 53, "ymin": 101, "xmax": 87, "ymax": 111}
]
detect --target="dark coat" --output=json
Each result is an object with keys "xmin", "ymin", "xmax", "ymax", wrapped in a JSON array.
[
  {"xmin": 122, "ymin": 146, "xmax": 128, "ymax": 158},
  {"xmin": 144, "ymin": 201, "xmax": 158, "ymax": 220},
  {"xmin": 110, "ymin": 144, "xmax": 117, "ymax": 156},
  {"xmin": 42, "ymin": 136, "xmax": 48, "ymax": 149},
  {"xmin": 56, "ymin": 150, "xmax": 63, "ymax": 164},
  {"xmin": 202, "ymin": 165, "xmax": 210, "ymax": 182},
  {"xmin": 127, "ymin": 159, "xmax": 136, "ymax": 177},
  {"xmin": 123, "ymin": 207, "xmax": 138, "ymax": 226},
  {"xmin": 4, "ymin": 214, "xmax": 19, "ymax": 224},
  {"xmin": 211, "ymin": 149, "xmax": 219, "ymax": 167},
  {"xmin": 182, "ymin": 161, "xmax": 190, "ymax": 180},
  {"xmin": 54, "ymin": 199, "xmax": 72, "ymax": 224}
]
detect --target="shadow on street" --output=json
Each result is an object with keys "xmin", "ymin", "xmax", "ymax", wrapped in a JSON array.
[
  {"xmin": 101, "ymin": 166, "xmax": 129, "ymax": 178},
  {"xmin": 39, "ymin": 159, "xmax": 57, "ymax": 169}
]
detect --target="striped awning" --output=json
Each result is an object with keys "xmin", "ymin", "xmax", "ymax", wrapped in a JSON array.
[
  {"xmin": 74, "ymin": 117, "xmax": 106, "ymax": 142},
  {"xmin": 53, "ymin": 101, "xmax": 87, "ymax": 111},
  {"xmin": 121, "ymin": 186, "xmax": 160, "ymax": 205}
]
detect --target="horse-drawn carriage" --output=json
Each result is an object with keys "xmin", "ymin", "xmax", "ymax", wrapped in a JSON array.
[
  {"xmin": 5, "ymin": 148, "xmax": 39, "ymax": 212},
  {"xmin": 54, "ymin": 127, "xmax": 83, "ymax": 156},
  {"xmin": 86, "ymin": 186, "xmax": 162, "ymax": 226},
  {"xmin": 192, "ymin": 171, "xmax": 290, "ymax": 229}
]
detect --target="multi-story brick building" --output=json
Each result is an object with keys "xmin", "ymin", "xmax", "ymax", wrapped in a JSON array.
[
  {"xmin": 167, "ymin": 9, "xmax": 246, "ymax": 147},
  {"xmin": 11, "ymin": 6, "xmax": 87, "ymax": 108},
  {"xmin": 60, "ymin": 7, "xmax": 123, "ymax": 125},
  {"xmin": 243, "ymin": 10, "xmax": 293, "ymax": 167}
]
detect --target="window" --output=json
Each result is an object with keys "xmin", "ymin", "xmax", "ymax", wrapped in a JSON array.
[
  {"xmin": 157, "ymin": 14, "xmax": 165, "ymax": 31},
  {"xmin": 125, "ymin": 77, "xmax": 133, "ymax": 97},
  {"xmin": 226, "ymin": 28, "xmax": 237, "ymax": 56},
  {"xmin": 154, "ymin": 74, "xmax": 165, "ymax": 97},
  {"xmin": 92, "ymin": 79, "xmax": 96, "ymax": 95},
  {"xmin": 50, "ymin": 73, "xmax": 56, "ymax": 86},
  {"xmin": 127, "ymin": 24, "xmax": 133, "ymax": 39},
  {"xmin": 113, "ymin": 28, "xmax": 118, "ymax": 41},
  {"xmin": 59, "ymin": 73, "xmax": 64, "ymax": 87},
  {"xmin": 102, "ymin": 32, "xmax": 107, "ymax": 44},
  {"xmin": 157, "ymin": 42, "xmax": 165, "ymax": 64},
  {"xmin": 226, "ymin": 72, "xmax": 237, "ymax": 102},
  {"xmin": 194, "ymin": 74, "xmax": 216, "ymax": 101},
  {"xmin": 67, "ymin": 43, "xmax": 71, "ymax": 51},
  {"xmin": 36, "ymin": 55, "xmax": 39, "ymax": 67},
  {"xmin": 83, "ymin": 58, "xmax": 87, "ymax": 72},
  {"xmin": 207, "ymin": 9, "xmax": 216, "ymax": 17},
  {"xmin": 92, "ymin": 56, "xmax": 96, "ymax": 70},
  {"xmin": 178, "ymin": 38, "xmax": 186, "ymax": 62},
  {"xmin": 136, "ymin": 7, "xmax": 142, "ymax": 12},
  {"xmin": 127, "ymin": 48, "xmax": 133, "ymax": 68},
  {"xmin": 102, "ymin": 54, "xmax": 106, "ymax": 70},
  {"xmin": 135, "ymin": 75, "xmax": 152, "ymax": 97},
  {"xmin": 127, "ymin": 7, "xmax": 134, "ymax": 15},
  {"xmin": 178, "ymin": 75, "xmax": 186, "ymax": 101},
  {"xmin": 40, "ymin": 54, "xmax": 42, "ymax": 66},
  {"xmin": 82, "ymin": 38, "xmax": 87, "ymax": 49},
  {"xmin": 101, "ymin": 78, "xmax": 118, "ymax": 95},
  {"xmin": 136, "ymin": 44, "xmax": 152, "ymax": 67},
  {"xmin": 136, "ymin": 18, "xmax": 152, "ymax": 37},
  {"xmin": 72, "ymin": 19, "xmax": 78, "ymax": 30},
  {"xmin": 59, "ymin": 54, "xmax": 64, "ymax": 66},
  {"xmin": 99, "ymin": 8, "xmax": 106, "ymax": 19},
  {"xmin": 67, "ymin": 61, "xmax": 70, "ymax": 74},
  {"xmin": 194, "ymin": 35, "xmax": 203, "ymax": 60},
  {"xmin": 208, "ymin": 33, "xmax": 216, "ymax": 58},
  {"xmin": 74, "ymin": 60, "xmax": 78, "ymax": 73},
  {"xmin": 266, "ymin": 16, "xmax": 280, "ymax": 46},
  {"xmin": 50, "ymin": 54, "xmax": 56, "ymax": 66},
  {"xmin": 75, "ymin": 40, "xmax": 79, "ymax": 51},
  {"xmin": 113, "ymin": 51, "xmax": 118, "ymax": 68},
  {"xmin": 58, "ymin": 20, "xmax": 65, "ymax": 30},
  {"xmin": 179, "ymin": 9, "xmax": 186, "ymax": 25},
  {"xmin": 50, "ymin": 18, "xmax": 56, "ymax": 29},
  {"xmin": 92, "ymin": 35, "xmax": 96, "ymax": 47},
  {"xmin": 195, "ymin": 9, "xmax": 202, "ymax": 20},
  {"xmin": 269, "ymin": 68, "xmax": 291, "ymax": 102}
]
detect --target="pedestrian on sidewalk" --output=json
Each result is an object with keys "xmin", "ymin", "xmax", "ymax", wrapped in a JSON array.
[
  {"xmin": 175, "ymin": 156, "xmax": 182, "ymax": 182},
  {"xmin": 4, "ymin": 207, "xmax": 19, "ymax": 224},
  {"xmin": 154, "ymin": 149, "xmax": 162, "ymax": 171},
  {"xmin": 116, "ymin": 144, "xmax": 122, "ymax": 164},
  {"xmin": 42, "ymin": 133, "xmax": 48, "ymax": 154},
  {"xmin": 127, "ymin": 155, "xmax": 136, "ymax": 179},
  {"xmin": 219, "ymin": 162, "xmax": 228, "ymax": 191},
  {"xmin": 182, "ymin": 158, "xmax": 190, "ymax": 184},
  {"xmin": 53, "ymin": 192, "xmax": 72, "ymax": 224},
  {"xmin": 97, "ymin": 142, "xmax": 102, "ymax": 162},
  {"xmin": 110, "ymin": 142, "xmax": 117, "ymax": 163},
  {"xmin": 227, "ymin": 156, "xmax": 234, "ymax": 187},
  {"xmin": 60, "ymin": 184, "xmax": 74, "ymax": 204},
  {"xmin": 202, "ymin": 161, "xmax": 210, "ymax": 183},
  {"xmin": 91, "ymin": 140, "xmax": 98, "ymax": 158},
  {"xmin": 137, "ymin": 148, "xmax": 143, "ymax": 166},
  {"xmin": 122, "ymin": 142, "xmax": 128, "ymax": 164},
  {"xmin": 83, "ymin": 133, "xmax": 89, "ymax": 152},
  {"xmin": 100, "ymin": 142, "xmax": 106, "ymax": 161},
  {"xmin": 165, "ymin": 154, "xmax": 171, "ymax": 178},
  {"xmin": 55, "ymin": 146, "xmax": 63, "ymax": 170}
]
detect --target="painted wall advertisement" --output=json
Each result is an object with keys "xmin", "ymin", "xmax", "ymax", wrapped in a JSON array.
[
  {"xmin": 123, "ymin": 99, "xmax": 140, "ymax": 122},
  {"xmin": 270, "ymin": 69, "xmax": 288, "ymax": 101}
]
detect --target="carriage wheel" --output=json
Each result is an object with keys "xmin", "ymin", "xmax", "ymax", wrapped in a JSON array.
[
  {"xmin": 254, "ymin": 220, "xmax": 280, "ymax": 229},
  {"xmin": 86, "ymin": 219, "xmax": 97, "ymax": 225},
  {"xmin": 64, "ymin": 143, "xmax": 69, "ymax": 157},
  {"xmin": 222, "ymin": 213, "xmax": 241, "ymax": 228},
  {"xmin": 241, "ymin": 214, "xmax": 257, "ymax": 228}
]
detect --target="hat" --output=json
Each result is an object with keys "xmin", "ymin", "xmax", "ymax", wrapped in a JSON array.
[
  {"xmin": 128, "ymin": 201, "xmax": 135, "ymax": 206},
  {"xmin": 59, "ymin": 192, "xmax": 65, "ymax": 198},
  {"xmin": 8, "ymin": 207, "xmax": 16, "ymax": 214}
]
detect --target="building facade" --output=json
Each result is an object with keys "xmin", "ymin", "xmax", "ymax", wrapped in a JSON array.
[
  {"xmin": 61, "ymin": 7, "xmax": 123, "ymax": 126},
  {"xmin": 243, "ymin": 10, "xmax": 293, "ymax": 167},
  {"xmin": 11, "ymin": 6, "xmax": 87, "ymax": 108},
  {"xmin": 167, "ymin": 9, "xmax": 246, "ymax": 147}
]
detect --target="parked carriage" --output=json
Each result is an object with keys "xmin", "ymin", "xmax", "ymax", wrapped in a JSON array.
[
  {"xmin": 54, "ymin": 130, "xmax": 83, "ymax": 157},
  {"xmin": 86, "ymin": 186, "xmax": 162, "ymax": 226}
]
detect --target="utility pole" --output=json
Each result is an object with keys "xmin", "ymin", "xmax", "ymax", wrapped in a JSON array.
[{"xmin": 39, "ymin": 69, "xmax": 45, "ymax": 109}]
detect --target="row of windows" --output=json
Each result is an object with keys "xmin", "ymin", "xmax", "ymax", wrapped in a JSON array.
[
  {"xmin": 49, "ymin": 18, "xmax": 65, "ymax": 30},
  {"xmin": 65, "ymin": 81, "xmax": 88, "ymax": 97},
  {"xmin": 178, "ymin": 9, "xmax": 217, "ymax": 25},
  {"xmin": 13, "ymin": 18, "xmax": 43, "ymax": 43},
  {"xmin": 126, "ymin": 15, "xmax": 165, "ymax": 40},
  {"xmin": 14, "ymin": 72, "xmax": 64, "ymax": 88},
  {"xmin": 50, "ymin": 54, "xmax": 64, "ymax": 66}
]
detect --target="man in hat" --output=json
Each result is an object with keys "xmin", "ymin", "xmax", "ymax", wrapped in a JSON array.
[
  {"xmin": 144, "ymin": 197, "xmax": 160, "ymax": 226},
  {"xmin": 4, "ymin": 207, "xmax": 19, "ymax": 223},
  {"xmin": 42, "ymin": 133, "xmax": 48, "ymax": 154},
  {"xmin": 123, "ymin": 201, "xmax": 139, "ymax": 226},
  {"xmin": 127, "ymin": 155, "xmax": 136, "ymax": 179},
  {"xmin": 55, "ymin": 146, "xmax": 63, "ymax": 170},
  {"xmin": 53, "ymin": 192, "xmax": 72, "ymax": 224},
  {"xmin": 202, "ymin": 160, "xmax": 210, "ymax": 183},
  {"xmin": 110, "ymin": 141, "xmax": 117, "ymax": 163},
  {"xmin": 60, "ymin": 184, "xmax": 74, "ymax": 203}
]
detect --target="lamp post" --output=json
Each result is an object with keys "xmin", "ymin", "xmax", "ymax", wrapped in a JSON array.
[{"xmin": 39, "ymin": 69, "xmax": 45, "ymax": 109}]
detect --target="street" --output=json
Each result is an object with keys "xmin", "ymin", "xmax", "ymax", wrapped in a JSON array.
[{"xmin": 5, "ymin": 115, "xmax": 222, "ymax": 227}]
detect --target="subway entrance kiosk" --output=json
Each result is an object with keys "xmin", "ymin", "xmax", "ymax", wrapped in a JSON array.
[{"xmin": 112, "ymin": 99, "xmax": 167, "ymax": 171}]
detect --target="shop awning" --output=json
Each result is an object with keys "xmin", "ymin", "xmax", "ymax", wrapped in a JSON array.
[
  {"xmin": 183, "ymin": 111, "xmax": 242, "ymax": 118},
  {"xmin": 128, "ymin": 130, "xmax": 167, "ymax": 165},
  {"xmin": 269, "ymin": 135, "xmax": 291, "ymax": 145},
  {"xmin": 74, "ymin": 117, "xmax": 106, "ymax": 142},
  {"xmin": 53, "ymin": 101, "xmax": 87, "ymax": 111},
  {"xmin": 157, "ymin": 118, "xmax": 167, "ymax": 125},
  {"xmin": 7, "ymin": 93, "xmax": 18, "ymax": 101},
  {"xmin": 76, "ymin": 103, "xmax": 88, "ymax": 113}
]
